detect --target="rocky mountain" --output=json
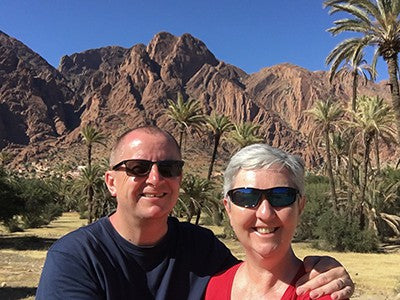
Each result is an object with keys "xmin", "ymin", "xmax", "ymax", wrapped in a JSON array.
[{"xmin": 0, "ymin": 30, "xmax": 395, "ymax": 167}]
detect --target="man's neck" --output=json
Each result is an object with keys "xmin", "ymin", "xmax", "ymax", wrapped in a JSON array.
[{"xmin": 109, "ymin": 211, "xmax": 169, "ymax": 246}]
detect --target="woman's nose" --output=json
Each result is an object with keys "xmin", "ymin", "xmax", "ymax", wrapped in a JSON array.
[{"xmin": 255, "ymin": 197, "xmax": 276, "ymax": 220}]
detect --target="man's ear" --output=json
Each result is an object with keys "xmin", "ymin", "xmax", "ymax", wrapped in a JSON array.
[{"xmin": 105, "ymin": 171, "xmax": 117, "ymax": 197}]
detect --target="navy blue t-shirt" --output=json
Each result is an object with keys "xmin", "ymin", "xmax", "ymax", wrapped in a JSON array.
[{"xmin": 36, "ymin": 216, "xmax": 238, "ymax": 300}]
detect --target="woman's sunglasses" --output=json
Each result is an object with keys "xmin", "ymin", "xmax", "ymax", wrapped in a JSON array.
[
  {"xmin": 112, "ymin": 159, "xmax": 184, "ymax": 178},
  {"xmin": 227, "ymin": 186, "xmax": 299, "ymax": 208}
]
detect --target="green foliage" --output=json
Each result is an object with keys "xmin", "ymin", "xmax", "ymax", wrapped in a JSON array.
[
  {"xmin": 0, "ymin": 167, "xmax": 24, "ymax": 230},
  {"xmin": 228, "ymin": 122, "xmax": 263, "ymax": 149},
  {"xmin": 296, "ymin": 174, "xmax": 331, "ymax": 240},
  {"xmin": 166, "ymin": 93, "xmax": 205, "ymax": 148},
  {"xmin": 315, "ymin": 211, "xmax": 379, "ymax": 253},
  {"xmin": 16, "ymin": 177, "xmax": 63, "ymax": 228}
]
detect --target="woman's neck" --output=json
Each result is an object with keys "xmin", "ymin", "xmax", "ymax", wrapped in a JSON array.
[{"xmin": 232, "ymin": 248, "xmax": 302, "ymax": 299}]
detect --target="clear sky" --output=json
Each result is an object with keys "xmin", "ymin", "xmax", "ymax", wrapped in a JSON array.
[{"xmin": 0, "ymin": 0, "xmax": 388, "ymax": 81}]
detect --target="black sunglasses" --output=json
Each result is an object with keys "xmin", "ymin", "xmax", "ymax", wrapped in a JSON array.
[
  {"xmin": 112, "ymin": 159, "xmax": 184, "ymax": 178},
  {"xmin": 227, "ymin": 186, "xmax": 299, "ymax": 208}
]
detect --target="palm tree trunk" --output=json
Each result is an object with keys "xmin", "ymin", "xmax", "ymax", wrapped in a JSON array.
[
  {"xmin": 374, "ymin": 132, "xmax": 380, "ymax": 174},
  {"xmin": 179, "ymin": 130, "xmax": 184, "ymax": 149},
  {"xmin": 88, "ymin": 185, "xmax": 94, "ymax": 224},
  {"xmin": 360, "ymin": 135, "xmax": 372, "ymax": 230},
  {"xmin": 385, "ymin": 56, "xmax": 400, "ymax": 144},
  {"xmin": 207, "ymin": 134, "xmax": 220, "ymax": 180},
  {"xmin": 88, "ymin": 144, "xmax": 92, "ymax": 169},
  {"xmin": 325, "ymin": 129, "xmax": 339, "ymax": 214},
  {"xmin": 347, "ymin": 71, "xmax": 358, "ymax": 203},
  {"xmin": 352, "ymin": 71, "xmax": 358, "ymax": 111},
  {"xmin": 195, "ymin": 208, "xmax": 201, "ymax": 225}
]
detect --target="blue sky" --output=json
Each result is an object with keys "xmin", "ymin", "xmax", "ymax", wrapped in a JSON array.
[{"xmin": 0, "ymin": 0, "xmax": 388, "ymax": 81}]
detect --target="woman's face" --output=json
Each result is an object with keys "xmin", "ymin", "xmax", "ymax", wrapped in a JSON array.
[{"xmin": 224, "ymin": 166, "xmax": 305, "ymax": 260}]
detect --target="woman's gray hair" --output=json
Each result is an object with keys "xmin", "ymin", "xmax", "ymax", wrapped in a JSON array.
[{"xmin": 223, "ymin": 143, "xmax": 305, "ymax": 196}]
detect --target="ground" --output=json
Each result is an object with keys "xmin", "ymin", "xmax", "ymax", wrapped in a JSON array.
[{"xmin": 0, "ymin": 212, "xmax": 399, "ymax": 299}]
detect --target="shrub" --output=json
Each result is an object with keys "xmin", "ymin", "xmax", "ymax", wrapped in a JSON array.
[
  {"xmin": 296, "ymin": 174, "xmax": 331, "ymax": 241},
  {"xmin": 17, "ymin": 177, "xmax": 63, "ymax": 228},
  {"xmin": 0, "ymin": 167, "xmax": 25, "ymax": 231},
  {"xmin": 315, "ymin": 211, "xmax": 379, "ymax": 252}
]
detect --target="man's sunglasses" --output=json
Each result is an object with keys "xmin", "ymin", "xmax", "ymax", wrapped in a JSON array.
[
  {"xmin": 112, "ymin": 159, "xmax": 184, "ymax": 178},
  {"xmin": 227, "ymin": 187, "xmax": 299, "ymax": 208}
]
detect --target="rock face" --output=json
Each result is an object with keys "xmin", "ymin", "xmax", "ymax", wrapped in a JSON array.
[
  {"xmin": 0, "ymin": 30, "xmax": 395, "ymax": 166},
  {"xmin": 0, "ymin": 31, "xmax": 81, "ymax": 152}
]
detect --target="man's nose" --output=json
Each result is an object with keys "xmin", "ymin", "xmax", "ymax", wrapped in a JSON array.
[
  {"xmin": 255, "ymin": 197, "xmax": 276, "ymax": 220},
  {"xmin": 145, "ymin": 164, "xmax": 163, "ymax": 183}
]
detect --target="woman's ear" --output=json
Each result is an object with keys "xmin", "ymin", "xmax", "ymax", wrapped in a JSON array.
[
  {"xmin": 298, "ymin": 195, "xmax": 306, "ymax": 216},
  {"xmin": 105, "ymin": 171, "xmax": 117, "ymax": 197},
  {"xmin": 223, "ymin": 197, "xmax": 231, "ymax": 213}
]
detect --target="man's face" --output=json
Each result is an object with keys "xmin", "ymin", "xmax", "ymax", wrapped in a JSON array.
[{"xmin": 105, "ymin": 131, "xmax": 182, "ymax": 221}]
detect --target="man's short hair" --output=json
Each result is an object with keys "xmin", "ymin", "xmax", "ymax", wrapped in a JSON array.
[{"xmin": 109, "ymin": 126, "xmax": 181, "ymax": 166}]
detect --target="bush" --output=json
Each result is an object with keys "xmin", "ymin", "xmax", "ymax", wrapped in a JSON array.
[
  {"xmin": 17, "ymin": 177, "xmax": 63, "ymax": 228},
  {"xmin": 315, "ymin": 211, "xmax": 379, "ymax": 252},
  {"xmin": 296, "ymin": 174, "xmax": 331, "ymax": 241},
  {"xmin": 0, "ymin": 167, "xmax": 25, "ymax": 230}
]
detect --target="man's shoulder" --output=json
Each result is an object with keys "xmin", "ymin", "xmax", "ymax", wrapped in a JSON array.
[{"xmin": 49, "ymin": 217, "xmax": 110, "ymax": 253}]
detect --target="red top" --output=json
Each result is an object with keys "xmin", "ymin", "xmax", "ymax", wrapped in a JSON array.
[{"xmin": 204, "ymin": 262, "xmax": 333, "ymax": 300}]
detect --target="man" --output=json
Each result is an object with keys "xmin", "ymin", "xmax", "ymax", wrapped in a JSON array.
[{"xmin": 36, "ymin": 126, "xmax": 354, "ymax": 299}]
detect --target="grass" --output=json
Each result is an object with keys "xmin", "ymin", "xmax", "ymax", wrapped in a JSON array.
[{"xmin": 1, "ymin": 212, "xmax": 399, "ymax": 299}]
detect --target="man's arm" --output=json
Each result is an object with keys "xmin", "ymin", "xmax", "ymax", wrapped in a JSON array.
[
  {"xmin": 36, "ymin": 250, "xmax": 100, "ymax": 299},
  {"xmin": 295, "ymin": 256, "xmax": 353, "ymax": 300}
]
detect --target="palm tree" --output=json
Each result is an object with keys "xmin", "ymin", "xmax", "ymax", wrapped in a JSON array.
[
  {"xmin": 324, "ymin": 0, "xmax": 400, "ymax": 143},
  {"xmin": 165, "ymin": 93, "xmax": 205, "ymax": 149},
  {"xmin": 346, "ymin": 96, "xmax": 397, "ymax": 227},
  {"xmin": 327, "ymin": 48, "xmax": 376, "ymax": 203},
  {"xmin": 178, "ymin": 174, "xmax": 214, "ymax": 225},
  {"xmin": 229, "ymin": 122, "xmax": 263, "ymax": 149},
  {"xmin": 75, "ymin": 165, "xmax": 103, "ymax": 224},
  {"xmin": 80, "ymin": 125, "xmax": 105, "ymax": 223},
  {"xmin": 80, "ymin": 125, "xmax": 106, "ymax": 169},
  {"xmin": 327, "ymin": 49, "xmax": 376, "ymax": 111},
  {"xmin": 205, "ymin": 113, "xmax": 233, "ymax": 180},
  {"xmin": 306, "ymin": 99, "xmax": 344, "ymax": 214}
]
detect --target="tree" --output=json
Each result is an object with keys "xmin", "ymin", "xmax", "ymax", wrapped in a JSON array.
[
  {"xmin": 80, "ymin": 125, "xmax": 105, "ymax": 223},
  {"xmin": 0, "ymin": 167, "xmax": 24, "ymax": 231},
  {"xmin": 229, "ymin": 122, "xmax": 263, "ymax": 149},
  {"xmin": 307, "ymin": 99, "xmax": 344, "ymax": 214},
  {"xmin": 205, "ymin": 113, "xmax": 233, "ymax": 180},
  {"xmin": 324, "ymin": 0, "xmax": 400, "ymax": 143},
  {"xmin": 74, "ymin": 165, "xmax": 104, "ymax": 224},
  {"xmin": 178, "ymin": 174, "xmax": 214, "ymax": 225},
  {"xmin": 327, "ymin": 49, "xmax": 376, "ymax": 111},
  {"xmin": 165, "ymin": 93, "xmax": 205, "ymax": 149},
  {"xmin": 346, "ymin": 95, "xmax": 397, "ymax": 229},
  {"xmin": 80, "ymin": 125, "xmax": 106, "ymax": 169},
  {"xmin": 327, "ymin": 48, "xmax": 376, "ymax": 203}
]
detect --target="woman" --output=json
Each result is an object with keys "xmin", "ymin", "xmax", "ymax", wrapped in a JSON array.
[{"xmin": 205, "ymin": 144, "xmax": 342, "ymax": 300}]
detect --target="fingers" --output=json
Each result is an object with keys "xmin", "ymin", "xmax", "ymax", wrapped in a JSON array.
[
  {"xmin": 308, "ymin": 278, "xmax": 354, "ymax": 300},
  {"xmin": 296, "ymin": 265, "xmax": 354, "ymax": 299}
]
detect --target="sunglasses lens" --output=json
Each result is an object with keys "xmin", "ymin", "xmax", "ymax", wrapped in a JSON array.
[
  {"xmin": 124, "ymin": 160, "xmax": 152, "ymax": 177},
  {"xmin": 157, "ymin": 161, "xmax": 184, "ymax": 177},
  {"xmin": 267, "ymin": 187, "xmax": 298, "ymax": 207},
  {"xmin": 119, "ymin": 160, "xmax": 184, "ymax": 177},
  {"xmin": 228, "ymin": 187, "xmax": 298, "ymax": 208},
  {"xmin": 229, "ymin": 188, "xmax": 261, "ymax": 208}
]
